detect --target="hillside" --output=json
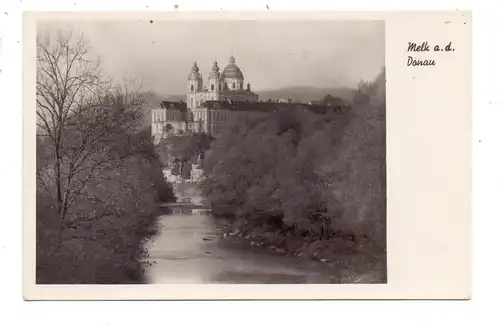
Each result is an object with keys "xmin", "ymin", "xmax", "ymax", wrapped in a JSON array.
[
  {"xmin": 165, "ymin": 94, "xmax": 186, "ymax": 102},
  {"xmin": 164, "ymin": 87, "xmax": 356, "ymax": 104},
  {"xmin": 255, "ymin": 86, "xmax": 356, "ymax": 104},
  {"xmin": 140, "ymin": 91, "xmax": 165, "ymax": 128}
]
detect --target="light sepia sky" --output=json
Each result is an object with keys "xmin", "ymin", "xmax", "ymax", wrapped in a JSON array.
[{"xmin": 38, "ymin": 20, "xmax": 384, "ymax": 96}]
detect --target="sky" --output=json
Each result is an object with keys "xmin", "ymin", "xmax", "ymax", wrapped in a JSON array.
[{"xmin": 38, "ymin": 20, "xmax": 385, "ymax": 97}]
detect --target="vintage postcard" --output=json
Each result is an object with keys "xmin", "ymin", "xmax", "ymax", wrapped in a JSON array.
[{"xmin": 23, "ymin": 10, "xmax": 471, "ymax": 300}]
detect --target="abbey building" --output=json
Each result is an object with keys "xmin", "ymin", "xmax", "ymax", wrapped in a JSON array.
[
  {"xmin": 187, "ymin": 55, "xmax": 258, "ymax": 107},
  {"xmin": 151, "ymin": 55, "xmax": 346, "ymax": 143},
  {"xmin": 151, "ymin": 56, "xmax": 259, "ymax": 142}
]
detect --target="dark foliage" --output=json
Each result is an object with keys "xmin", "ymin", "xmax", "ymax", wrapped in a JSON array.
[
  {"xmin": 36, "ymin": 126, "xmax": 175, "ymax": 284},
  {"xmin": 201, "ymin": 69, "xmax": 386, "ymax": 281},
  {"xmin": 157, "ymin": 132, "xmax": 214, "ymax": 164},
  {"xmin": 35, "ymin": 31, "xmax": 177, "ymax": 284}
]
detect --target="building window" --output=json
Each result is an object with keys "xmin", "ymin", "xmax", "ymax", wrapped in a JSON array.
[
  {"xmin": 191, "ymin": 98, "xmax": 194, "ymax": 108},
  {"xmin": 211, "ymin": 84, "xmax": 214, "ymax": 91},
  {"xmin": 191, "ymin": 85, "xmax": 194, "ymax": 91},
  {"xmin": 232, "ymin": 82, "xmax": 235, "ymax": 89}
]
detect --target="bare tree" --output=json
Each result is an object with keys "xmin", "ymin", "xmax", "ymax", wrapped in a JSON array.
[{"xmin": 36, "ymin": 31, "xmax": 148, "ymax": 235}]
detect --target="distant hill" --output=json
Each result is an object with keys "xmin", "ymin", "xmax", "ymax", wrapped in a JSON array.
[
  {"xmin": 164, "ymin": 86, "xmax": 356, "ymax": 105},
  {"xmin": 165, "ymin": 94, "xmax": 186, "ymax": 102},
  {"xmin": 139, "ymin": 91, "xmax": 165, "ymax": 128},
  {"xmin": 255, "ymin": 86, "xmax": 356, "ymax": 104},
  {"xmin": 142, "ymin": 86, "xmax": 357, "ymax": 127}
]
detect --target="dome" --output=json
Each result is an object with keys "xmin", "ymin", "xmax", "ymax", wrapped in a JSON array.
[{"xmin": 221, "ymin": 56, "xmax": 244, "ymax": 80}]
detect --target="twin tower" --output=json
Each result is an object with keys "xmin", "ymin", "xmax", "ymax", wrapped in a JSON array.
[{"xmin": 186, "ymin": 55, "xmax": 258, "ymax": 110}]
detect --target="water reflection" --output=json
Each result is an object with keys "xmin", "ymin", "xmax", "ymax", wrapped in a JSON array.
[{"xmin": 145, "ymin": 190, "xmax": 337, "ymax": 284}]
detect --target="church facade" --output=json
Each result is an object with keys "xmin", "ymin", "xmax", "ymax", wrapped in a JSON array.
[
  {"xmin": 151, "ymin": 55, "xmax": 346, "ymax": 143},
  {"xmin": 187, "ymin": 55, "xmax": 258, "ymax": 108},
  {"xmin": 151, "ymin": 56, "xmax": 260, "ymax": 142}
]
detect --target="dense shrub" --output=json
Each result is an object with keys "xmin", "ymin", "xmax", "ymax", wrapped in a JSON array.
[
  {"xmin": 201, "ymin": 69, "xmax": 386, "ymax": 272},
  {"xmin": 36, "ymin": 128, "xmax": 175, "ymax": 284},
  {"xmin": 157, "ymin": 132, "xmax": 213, "ymax": 166},
  {"xmin": 35, "ymin": 32, "xmax": 175, "ymax": 284}
]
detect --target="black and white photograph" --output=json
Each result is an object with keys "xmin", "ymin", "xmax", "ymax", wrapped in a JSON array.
[
  {"xmin": 19, "ymin": 8, "xmax": 474, "ymax": 302},
  {"xmin": 0, "ymin": 0, "xmax": 490, "ymax": 321},
  {"xmin": 33, "ymin": 18, "xmax": 386, "ymax": 286}
]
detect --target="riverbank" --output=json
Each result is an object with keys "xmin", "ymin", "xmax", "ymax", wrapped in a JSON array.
[
  {"xmin": 146, "ymin": 210, "xmax": 341, "ymax": 284},
  {"xmin": 36, "ymin": 129, "xmax": 177, "ymax": 284},
  {"xmin": 162, "ymin": 183, "xmax": 385, "ymax": 283},
  {"xmin": 214, "ymin": 218, "xmax": 386, "ymax": 283}
]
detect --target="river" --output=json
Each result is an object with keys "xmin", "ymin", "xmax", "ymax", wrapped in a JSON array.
[{"xmin": 144, "ymin": 184, "xmax": 339, "ymax": 284}]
